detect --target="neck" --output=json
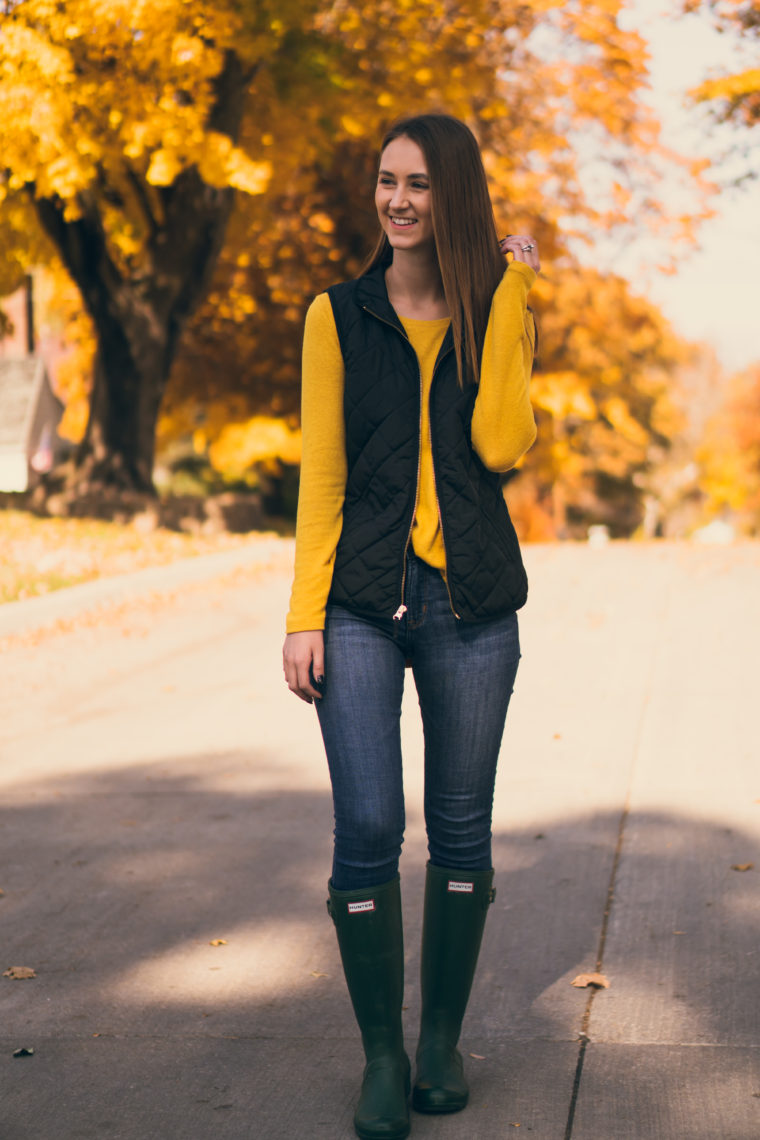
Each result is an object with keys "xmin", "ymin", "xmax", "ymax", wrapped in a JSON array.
[{"xmin": 384, "ymin": 248, "xmax": 445, "ymax": 311}]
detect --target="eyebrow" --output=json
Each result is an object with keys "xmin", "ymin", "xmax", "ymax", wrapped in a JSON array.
[{"xmin": 378, "ymin": 168, "xmax": 429, "ymax": 179}]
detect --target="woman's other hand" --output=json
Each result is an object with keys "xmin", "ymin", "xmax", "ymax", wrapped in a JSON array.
[
  {"xmin": 499, "ymin": 234, "xmax": 540, "ymax": 274},
  {"xmin": 283, "ymin": 630, "xmax": 325, "ymax": 703}
]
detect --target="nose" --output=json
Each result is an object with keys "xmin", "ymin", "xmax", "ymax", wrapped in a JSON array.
[{"xmin": 388, "ymin": 184, "xmax": 409, "ymax": 211}]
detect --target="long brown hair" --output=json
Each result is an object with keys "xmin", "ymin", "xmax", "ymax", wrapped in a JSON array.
[{"xmin": 364, "ymin": 113, "xmax": 505, "ymax": 386}]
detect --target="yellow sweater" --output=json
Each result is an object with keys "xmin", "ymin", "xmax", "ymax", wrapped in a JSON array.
[{"xmin": 286, "ymin": 260, "xmax": 537, "ymax": 633}]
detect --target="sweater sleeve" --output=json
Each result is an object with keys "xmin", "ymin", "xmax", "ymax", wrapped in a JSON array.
[
  {"xmin": 470, "ymin": 259, "xmax": 538, "ymax": 472},
  {"xmin": 285, "ymin": 293, "xmax": 347, "ymax": 633}
]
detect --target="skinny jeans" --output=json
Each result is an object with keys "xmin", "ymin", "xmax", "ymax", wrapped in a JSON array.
[{"xmin": 316, "ymin": 552, "xmax": 521, "ymax": 890}]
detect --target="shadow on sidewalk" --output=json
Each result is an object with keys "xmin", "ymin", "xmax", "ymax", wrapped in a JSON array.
[{"xmin": 1, "ymin": 754, "xmax": 758, "ymax": 1139}]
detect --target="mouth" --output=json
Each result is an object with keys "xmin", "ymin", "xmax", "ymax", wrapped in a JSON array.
[{"xmin": 389, "ymin": 216, "xmax": 418, "ymax": 228}]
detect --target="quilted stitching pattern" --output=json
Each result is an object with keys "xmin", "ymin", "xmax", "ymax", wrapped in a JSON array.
[{"xmin": 327, "ymin": 269, "xmax": 527, "ymax": 622}]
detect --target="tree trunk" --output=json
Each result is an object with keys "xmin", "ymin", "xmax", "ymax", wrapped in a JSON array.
[
  {"xmin": 34, "ymin": 189, "xmax": 226, "ymax": 494},
  {"xmin": 31, "ymin": 50, "xmax": 250, "ymax": 495},
  {"xmin": 76, "ymin": 331, "xmax": 170, "ymax": 493}
]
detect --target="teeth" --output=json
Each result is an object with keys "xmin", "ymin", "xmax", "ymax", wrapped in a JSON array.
[{"xmin": 391, "ymin": 217, "xmax": 416, "ymax": 226}]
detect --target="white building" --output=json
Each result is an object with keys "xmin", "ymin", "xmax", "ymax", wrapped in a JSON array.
[{"xmin": 0, "ymin": 357, "xmax": 66, "ymax": 492}]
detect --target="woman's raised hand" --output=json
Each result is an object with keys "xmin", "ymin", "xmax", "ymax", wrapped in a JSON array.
[
  {"xmin": 499, "ymin": 234, "xmax": 540, "ymax": 274},
  {"xmin": 283, "ymin": 630, "xmax": 325, "ymax": 703}
]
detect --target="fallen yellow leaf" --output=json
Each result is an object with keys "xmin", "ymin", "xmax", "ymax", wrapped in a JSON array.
[
  {"xmin": 209, "ymin": 939, "xmax": 228, "ymax": 946},
  {"xmin": 571, "ymin": 972, "xmax": 609, "ymax": 989},
  {"xmin": 469, "ymin": 1053, "xmax": 486, "ymax": 1060},
  {"xmin": 3, "ymin": 966, "xmax": 36, "ymax": 980},
  {"xmin": 731, "ymin": 863, "xmax": 754, "ymax": 872},
  {"xmin": 310, "ymin": 971, "xmax": 328, "ymax": 978}
]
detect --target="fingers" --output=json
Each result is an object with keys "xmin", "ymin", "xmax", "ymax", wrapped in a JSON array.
[
  {"xmin": 284, "ymin": 657, "xmax": 316, "ymax": 703},
  {"xmin": 282, "ymin": 632, "xmax": 325, "ymax": 703},
  {"xmin": 311, "ymin": 643, "xmax": 324, "ymax": 687},
  {"xmin": 499, "ymin": 234, "xmax": 540, "ymax": 274},
  {"xmin": 285, "ymin": 654, "xmax": 320, "ymax": 703}
]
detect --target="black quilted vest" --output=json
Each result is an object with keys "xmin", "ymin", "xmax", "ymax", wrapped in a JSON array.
[{"xmin": 326, "ymin": 264, "xmax": 528, "ymax": 623}]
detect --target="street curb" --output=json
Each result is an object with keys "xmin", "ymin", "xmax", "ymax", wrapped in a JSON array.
[{"xmin": 0, "ymin": 536, "xmax": 293, "ymax": 638}]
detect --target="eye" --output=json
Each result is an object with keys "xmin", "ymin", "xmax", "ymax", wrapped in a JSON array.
[
  {"xmin": 412, "ymin": 182, "xmax": 429, "ymax": 190},
  {"xmin": 378, "ymin": 176, "xmax": 394, "ymax": 185}
]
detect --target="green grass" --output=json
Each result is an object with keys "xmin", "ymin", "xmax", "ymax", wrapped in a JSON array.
[{"xmin": 0, "ymin": 511, "xmax": 259, "ymax": 604}]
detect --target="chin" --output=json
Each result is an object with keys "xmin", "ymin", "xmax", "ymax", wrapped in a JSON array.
[{"xmin": 386, "ymin": 228, "xmax": 424, "ymax": 248}]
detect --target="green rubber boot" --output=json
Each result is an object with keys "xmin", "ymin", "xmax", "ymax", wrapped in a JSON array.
[
  {"xmin": 412, "ymin": 863, "xmax": 495, "ymax": 1114},
  {"xmin": 327, "ymin": 876, "xmax": 411, "ymax": 1140}
]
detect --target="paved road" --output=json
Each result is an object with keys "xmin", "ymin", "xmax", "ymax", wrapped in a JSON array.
[{"xmin": 1, "ymin": 540, "xmax": 758, "ymax": 1139}]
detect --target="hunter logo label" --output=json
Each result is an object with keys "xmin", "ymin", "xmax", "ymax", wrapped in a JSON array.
[
  {"xmin": 447, "ymin": 880, "xmax": 474, "ymax": 893},
  {"xmin": 347, "ymin": 899, "xmax": 376, "ymax": 914}
]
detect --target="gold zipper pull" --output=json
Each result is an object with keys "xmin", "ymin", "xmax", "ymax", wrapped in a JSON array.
[{"xmin": 392, "ymin": 604, "xmax": 408, "ymax": 621}]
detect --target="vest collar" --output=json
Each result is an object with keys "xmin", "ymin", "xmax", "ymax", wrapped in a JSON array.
[
  {"xmin": 355, "ymin": 263, "xmax": 404, "ymax": 331},
  {"xmin": 354, "ymin": 264, "xmax": 455, "ymax": 358}
]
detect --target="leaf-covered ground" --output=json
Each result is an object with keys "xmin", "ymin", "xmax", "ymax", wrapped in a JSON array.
[{"xmin": 0, "ymin": 511, "xmax": 261, "ymax": 604}]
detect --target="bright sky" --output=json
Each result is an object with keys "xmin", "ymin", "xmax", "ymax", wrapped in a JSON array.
[{"xmin": 599, "ymin": 0, "xmax": 759, "ymax": 374}]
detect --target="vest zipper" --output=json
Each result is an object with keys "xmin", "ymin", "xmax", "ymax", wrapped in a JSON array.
[
  {"xmin": 362, "ymin": 304, "xmax": 462, "ymax": 622},
  {"xmin": 362, "ymin": 304, "xmax": 421, "ymax": 620}
]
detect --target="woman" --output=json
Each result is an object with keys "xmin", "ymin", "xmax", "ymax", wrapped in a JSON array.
[{"xmin": 283, "ymin": 113, "xmax": 539, "ymax": 1140}]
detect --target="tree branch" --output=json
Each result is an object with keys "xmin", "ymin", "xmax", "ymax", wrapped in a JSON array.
[
  {"xmin": 208, "ymin": 50, "xmax": 257, "ymax": 142},
  {"xmin": 124, "ymin": 162, "xmax": 160, "ymax": 242},
  {"xmin": 32, "ymin": 189, "xmax": 125, "ymax": 330},
  {"xmin": 149, "ymin": 51, "xmax": 254, "ymax": 331}
]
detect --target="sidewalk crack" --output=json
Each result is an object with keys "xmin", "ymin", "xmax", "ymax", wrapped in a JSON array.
[
  {"xmin": 564, "ymin": 802, "xmax": 630, "ymax": 1139},
  {"xmin": 564, "ymin": 578, "xmax": 670, "ymax": 1138}
]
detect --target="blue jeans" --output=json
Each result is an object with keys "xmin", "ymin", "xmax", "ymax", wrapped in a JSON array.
[{"xmin": 316, "ymin": 552, "xmax": 521, "ymax": 890}]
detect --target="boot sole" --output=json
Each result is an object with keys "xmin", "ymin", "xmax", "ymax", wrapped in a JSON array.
[
  {"xmin": 412, "ymin": 1092, "xmax": 468, "ymax": 1115},
  {"xmin": 355, "ymin": 1124, "xmax": 411, "ymax": 1140}
]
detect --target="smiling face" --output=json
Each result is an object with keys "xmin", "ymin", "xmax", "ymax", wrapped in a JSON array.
[{"xmin": 375, "ymin": 135, "xmax": 435, "ymax": 254}]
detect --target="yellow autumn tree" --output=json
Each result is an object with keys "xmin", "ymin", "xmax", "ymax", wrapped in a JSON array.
[
  {"xmin": 1, "ymin": 0, "xmax": 705, "ymax": 496},
  {"xmin": 505, "ymin": 268, "xmax": 692, "ymax": 539},
  {"xmin": 683, "ymin": 2, "xmax": 760, "ymax": 531},
  {"xmin": 0, "ymin": 0, "xmax": 317, "ymax": 490},
  {"xmin": 698, "ymin": 363, "xmax": 760, "ymax": 531},
  {"xmin": 687, "ymin": 0, "xmax": 760, "ymax": 141},
  {"xmin": 162, "ymin": 0, "xmax": 703, "ymax": 450}
]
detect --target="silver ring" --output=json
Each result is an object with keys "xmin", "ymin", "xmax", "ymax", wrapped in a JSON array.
[{"xmin": 521, "ymin": 243, "xmax": 534, "ymax": 252}]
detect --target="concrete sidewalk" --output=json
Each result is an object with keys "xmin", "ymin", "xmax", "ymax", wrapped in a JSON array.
[{"xmin": 1, "ymin": 540, "xmax": 758, "ymax": 1139}]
